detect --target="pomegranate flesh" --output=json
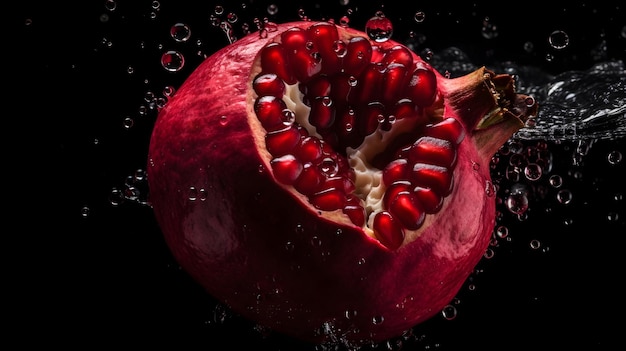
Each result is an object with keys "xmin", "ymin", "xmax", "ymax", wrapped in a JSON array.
[{"xmin": 147, "ymin": 21, "xmax": 537, "ymax": 345}]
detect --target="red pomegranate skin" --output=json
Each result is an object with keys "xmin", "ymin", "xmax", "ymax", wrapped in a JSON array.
[{"xmin": 147, "ymin": 21, "xmax": 535, "ymax": 344}]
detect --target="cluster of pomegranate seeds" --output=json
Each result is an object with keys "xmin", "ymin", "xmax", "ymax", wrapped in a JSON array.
[{"xmin": 252, "ymin": 22, "xmax": 463, "ymax": 249}]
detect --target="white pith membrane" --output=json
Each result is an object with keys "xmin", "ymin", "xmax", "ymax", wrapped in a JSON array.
[{"xmin": 279, "ymin": 83, "xmax": 421, "ymax": 237}]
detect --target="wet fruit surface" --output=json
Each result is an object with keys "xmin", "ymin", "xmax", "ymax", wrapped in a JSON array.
[{"xmin": 14, "ymin": 1, "xmax": 625, "ymax": 349}]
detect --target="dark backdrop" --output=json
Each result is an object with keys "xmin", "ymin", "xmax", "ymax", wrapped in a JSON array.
[{"xmin": 10, "ymin": 1, "xmax": 625, "ymax": 349}]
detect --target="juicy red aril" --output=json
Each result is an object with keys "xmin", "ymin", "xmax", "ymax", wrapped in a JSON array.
[
  {"xmin": 382, "ymin": 45, "xmax": 414, "ymax": 68},
  {"xmin": 409, "ymin": 136, "xmax": 457, "ymax": 168},
  {"xmin": 261, "ymin": 42, "xmax": 296, "ymax": 85},
  {"xmin": 382, "ymin": 159, "xmax": 409, "ymax": 185},
  {"xmin": 426, "ymin": 117, "xmax": 466, "ymax": 144},
  {"xmin": 253, "ymin": 73, "xmax": 286, "ymax": 97},
  {"xmin": 255, "ymin": 96, "xmax": 289, "ymax": 132},
  {"xmin": 358, "ymin": 101, "xmax": 385, "ymax": 137},
  {"xmin": 350, "ymin": 63, "xmax": 384, "ymax": 104},
  {"xmin": 294, "ymin": 163, "xmax": 324, "ymax": 195},
  {"xmin": 383, "ymin": 180, "xmax": 412, "ymax": 209},
  {"xmin": 271, "ymin": 154, "xmax": 303, "ymax": 185},
  {"xmin": 373, "ymin": 211, "xmax": 404, "ymax": 250},
  {"xmin": 343, "ymin": 194, "xmax": 366, "ymax": 227},
  {"xmin": 297, "ymin": 136, "xmax": 324, "ymax": 163},
  {"xmin": 389, "ymin": 191, "xmax": 425, "ymax": 231},
  {"xmin": 310, "ymin": 96, "xmax": 336, "ymax": 130},
  {"xmin": 413, "ymin": 186, "xmax": 443, "ymax": 214},
  {"xmin": 310, "ymin": 187, "xmax": 346, "ymax": 211},
  {"xmin": 343, "ymin": 37, "xmax": 372, "ymax": 77},
  {"xmin": 411, "ymin": 163, "xmax": 453, "ymax": 195},
  {"xmin": 265, "ymin": 126, "xmax": 301, "ymax": 157},
  {"xmin": 382, "ymin": 63, "xmax": 410, "ymax": 104},
  {"xmin": 307, "ymin": 22, "xmax": 341, "ymax": 75},
  {"xmin": 406, "ymin": 63, "xmax": 437, "ymax": 107}
]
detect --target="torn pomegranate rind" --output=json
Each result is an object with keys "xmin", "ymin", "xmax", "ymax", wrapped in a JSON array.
[{"xmin": 248, "ymin": 22, "xmax": 536, "ymax": 250}]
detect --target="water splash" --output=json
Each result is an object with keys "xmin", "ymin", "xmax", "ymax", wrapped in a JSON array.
[{"xmin": 429, "ymin": 48, "xmax": 626, "ymax": 141}]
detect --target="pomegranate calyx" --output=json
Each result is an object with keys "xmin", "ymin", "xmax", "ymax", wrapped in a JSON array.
[{"xmin": 440, "ymin": 66, "xmax": 538, "ymax": 162}]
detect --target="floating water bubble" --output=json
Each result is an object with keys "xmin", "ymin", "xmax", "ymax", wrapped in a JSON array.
[
  {"xmin": 267, "ymin": 4, "xmax": 278, "ymax": 15},
  {"xmin": 607, "ymin": 150, "xmax": 623, "ymax": 164},
  {"xmin": 365, "ymin": 13, "xmax": 393, "ymax": 43},
  {"xmin": 414, "ymin": 11, "xmax": 426, "ymax": 23},
  {"xmin": 441, "ymin": 304, "xmax": 458, "ymax": 320},
  {"xmin": 170, "ymin": 22, "xmax": 191, "ymax": 42},
  {"xmin": 556, "ymin": 189, "xmax": 573, "ymax": 204},
  {"xmin": 80, "ymin": 206, "xmax": 90, "ymax": 218},
  {"xmin": 548, "ymin": 30, "xmax": 570, "ymax": 50},
  {"xmin": 160, "ymin": 50, "xmax": 185, "ymax": 72}
]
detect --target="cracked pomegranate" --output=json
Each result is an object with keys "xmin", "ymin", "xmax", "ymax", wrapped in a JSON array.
[{"xmin": 147, "ymin": 21, "xmax": 537, "ymax": 345}]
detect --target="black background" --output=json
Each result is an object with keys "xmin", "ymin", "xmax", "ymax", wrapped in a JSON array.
[{"xmin": 10, "ymin": 0, "xmax": 626, "ymax": 349}]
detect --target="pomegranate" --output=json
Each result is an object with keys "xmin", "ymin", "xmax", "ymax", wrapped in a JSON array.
[{"xmin": 147, "ymin": 21, "xmax": 537, "ymax": 345}]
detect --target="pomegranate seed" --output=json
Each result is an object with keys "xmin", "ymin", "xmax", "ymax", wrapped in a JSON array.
[
  {"xmin": 383, "ymin": 180, "xmax": 412, "ymax": 209},
  {"xmin": 265, "ymin": 126, "xmax": 301, "ymax": 157},
  {"xmin": 409, "ymin": 136, "xmax": 457, "ymax": 168},
  {"xmin": 382, "ymin": 63, "xmax": 409, "ymax": 104},
  {"xmin": 296, "ymin": 136, "xmax": 323, "ymax": 163},
  {"xmin": 305, "ymin": 75, "xmax": 332, "ymax": 100},
  {"xmin": 253, "ymin": 73, "xmax": 286, "ymax": 97},
  {"xmin": 390, "ymin": 98, "xmax": 418, "ymax": 121},
  {"xmin": 426, "ymin": 117, "xmax": 466, "ymax": 145},
  {"xmin": 405, "ymin": 63, "xmax": 437, "ymax": 107},
  {"xmin": 343, "ymin": 37, "xmax": 372, "ymax": 77},
  {"xmin": 294, "ymin": 163, "xmax": 324, "ymax": 195},
  {"xmin": 357, "ymin": 101, "xmax": 385, "ymax": 137},
  {"xmin": 261, "ymin": 42, "xmax": 295, "ymax": 85},
  {"xmin": 254, "ymin": 96, "xmax": 288, "ymax": 132},
  {"xmin": 373, "ymin": 211, "xmax": 404, "ymax": 250},
  {"xmin": 382, "ymin": 159, "xmax": 409, "ymax": 185},
  {"xmin": 271, "ymin": 154, "xmax": 303, "ymax": 185},
  {"xmin": 382, "ymin": 45, "xmax": 414, "ymax": 68},
  {"xmin": 343, "ymin": 205, "xmax": 366, "ymax": 227},
  {"xmin": 329, "ymin": 73, "xmax": 354, "ymax": 104},
  {"xmin": 413, "ymin": 186, "xmax": 443, "ymax": 214},
  {"xmin": 310, "ymin": 96, "xmax": 336, "ymax": 130},
  {"xmin": 281, "ymin": 27, "xmax": 308, "ymax": 51},
  {"xmin": 389, "ymin": 191, "xmax": 425, "ymax": 230},
  {"xmin": 410, "ymin": 163, "xmax": 453, "ymax": 196},
  {"xmin": 370, "ymin": 45, "xmax": 385, "ymax": 62},
  {"xmin": 289, "ymin": 49, "xmax": 323, "ymax": 83},
  {"xmin": 350, "ymin": 63, "xmax": 384, "ymax": 104},
  {"xmin": 307, "ymin": 22, "xmax": 341, "ymax": 75},
  {"xmin": 310, "ymin": 187, "xmax": 346, "ymax": 211}
]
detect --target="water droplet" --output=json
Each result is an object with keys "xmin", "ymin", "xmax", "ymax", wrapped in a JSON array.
[
  {"xmin": 372, "ymin": 315, "xmax": 384, "ymax": 325},
  {"xmin": 529, "ymin": 239, "xmax": 541, "ymax": 250},
  {"xmin": 556, "ymin": 189, "xmax": 573, "ymax": 204},
  {"xmin": 365, "ymin": 14, "xmax": 393, "ymax": 43},
  {"xmin": 170, "ymin": 22, "xmax": 191, "ymax": 42},
  {"xmin": 345, "ymin": 309, "xmax": 357, "ymax": 319},
  {"xmin": 161, "ymin": 50, "xmax": 185, "ymax": 72},
  {"xmin": 104, "ymin": 0, "xmax": 117, "ymax": 11},
  {"xmin": 485, "ymin": 180, "xmax": 496, "ymax": 197},
  {"xmin": 506, "ymin": 188, "xmax": 529, "ymax": 215},
  {"xmin": 122, "ymin": 117, "xmax": 134, "ymax": 129},
  {"xmin": 219, "ymin": 115, "xmax": 228, "ymax": 126},
  {"xmin": 481, "ymin": 17, "xmax": 499, "ymax": 39},
  {"xmin": 214, "ymin": 5, "xmax": 224, "ymax": 15},
  {"xmin": 188, "ymin": 186, "xmax": 198, "ymax": 201},
  {"xmin": 319, "ymin": 157, "xmax": 338, "ymax": 177},
  {"xmin": 548, "ymin": 30, "xmax": 570, "ymax": 50},
  {"xmin": 267, "ymin": 4, "xmax": 278, "ymax": 15},
  {"xmin": 607, "ymin": 150, "xmax": 623, "ymax": 165},
  {"xmin": 414, "ymin": 11, "xmax": 426, "ymax": 23},
  {"xmin": 441, "ymin": 304, "xmax": 457, "ymax": 320},
  {"xmin": 495, "ymin": 225, "xmax": 509, "ymax": 239},
  {"xmin": 549, "ymin": 174, "xmax": 563, "ymax": 188},
  {"xmin": 80, "ymin": 206, "xmax": 90, "ymax": 218},
  {"xmin": 524, "ymin": 163, "xmax": 543, "ymax": 181}
]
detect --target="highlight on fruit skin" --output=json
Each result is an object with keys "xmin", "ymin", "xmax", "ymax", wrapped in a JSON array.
[{"xmin": 147, "ymin": 20, "xmax": 537, "ymax": 346}]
